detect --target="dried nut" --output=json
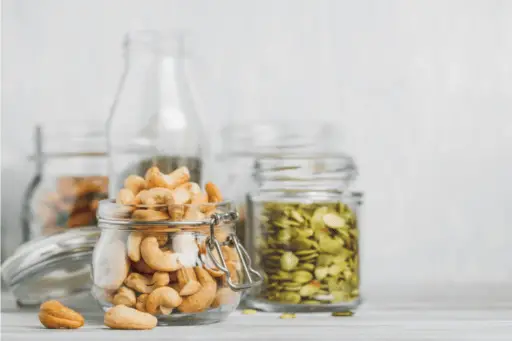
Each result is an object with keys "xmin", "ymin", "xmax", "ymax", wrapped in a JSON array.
[
  {"xmin": 124, "ymin": 175, "xmax": 146, "ymax": 195},
  {"xmin": 176, "ymin": 182, "xmax": 201, "ymax": 195},
  {"xmin": 140, "ymin": 236, "xmax": 182, "ymax": 271},
  {"xmin": 131, "ymin": 258, "xmax": 156, "ymax": 274},
  {"xmin": 280, "ymin": 292, "xmax": 301, "ymax": 304},
  {"xmin": 93, "ymin": 239, "xmax": 129, "ymax": 290},
  {"xmin": 178, "ymin": 267, "xmax": 217, "ymax": 313},
  {"xmin": 184, "ymin": 207, "xmax": 205, "ymax": 221},
  {"xmin": 332, "ymin": 311, "xmax": 354, "ymax": 317},
  {"xmin": 211, "ymin": 287, "xmax": 238, "ymax": 308},
  {"xmin": 135, "ymin": 294, "xmax": 148, "ymax": 312},
  {"xmin": 143, "ymin": 187, "xmax": 174, "ymax": 205},
  {"xmin": 39, "ymin": 300, "xmax": 84, "ymax": 329},
  {"xmin": 104, "ymin": 305, "xmax": 157, "ymax": 330},
  {"xmin": 177, "ymin": 268, "xmax": 202, "ymax": 296},
  {"xmin": 171, "ymin": 187, "xmax": 191, "ymax": 205},
  {"xmin": 124, "ymin": 272, "xmax": 170, "ymax": 294},
  {"xmin": 116, "ymin": 188, "xmax": 135, "ymax": 205},
  {"xmin": 280, "ymin": 252, "xmax": 299, "ymax": 271},
  {"xmin": 314, "ymin": 267, "xmax": 329, "ymax": 281},
  {"xmin": 323, "ymin": 213, "xmax": 345, "ymax": 228},
  {"xmin": 127, "ymin": 232, "xmax": 143, "ymax": 262},
  {"xmin": 145, "ymin": 287, "xmax": 182, "ymax": 315},
  {"xmin": 132, "ymin": 209, "xmax": 169, "ymax": 221},
  {"xmin": 112, "ymin": 287, "xmax": 137, "ymax": 307},
  {"xmin": 166, "ymin": 166, "xmax": 190, "ymax": 189},
  {"xmin": 204, "ymin": 265, "xmax": 224, "ymax": 278},
  {"xmin": 144, "ymin": 166, "xmax": 170, "ymax": 189},
  {"xmin": 280, "ymin": 313, "xmax": 296, "ymax": 319},
  {"xmin": 291, "ymin": 270, "xmax": 313, "ymax": 284},
  {"xmin": 299, "ymin": 284, "xmax": 320, "ymax": 297},
  {"xmin": 242, "ymin": 309, "xmax": 257, "ymax": 315},
  {"xmin": 205, "ymin": 182, "xmax": 223, "ymax": 203}
]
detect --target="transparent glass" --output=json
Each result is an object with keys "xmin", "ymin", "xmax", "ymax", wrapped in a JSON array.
[
  {"xmin": 92, "ymin": 200, "xmax": 250, "ymax": 325},
  {"xmin": 107, "ymin": 30, "xmax": 204, "ymax": 196},
  {"xmin": 23, "ymin": 122, "xmax": 108, "ymax": 240},
  {"xmin": 244, "ymin": 154, "xmax": 362, "ymax": 313},
  {"xmin": 217, "ymin": 121, "xmax": 342, "ymax": 248}
]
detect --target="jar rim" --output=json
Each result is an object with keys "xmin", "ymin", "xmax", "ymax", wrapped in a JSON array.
[{"xmin": 97, "ymin": 199, "xmax": 237, "ymax": 231}]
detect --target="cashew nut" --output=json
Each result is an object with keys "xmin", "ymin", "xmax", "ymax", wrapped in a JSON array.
[
  {"xmin": 205, "ymin": 182, "xmax": 223, "ymax": 203},
  {"xmin": 140, "ymin": 236, "xmax": 182, "ymax": 271},
  {"xmin": 131, "ymin": 258, "xmax": 155, "ymax": 274},
  {"xmin": 184, "ymin": 207, "xmax": 205, "ymax": 221},
  {"xmin": 112, "ymin": 286, "xmax": 137, "ymax": 307},
  {"xmin": 132, "ymin": 209, "xmax": 169, "ymax": 221},
  {"xmin": 177, "ymin": 268, "xmax": 201, "ymax": 296},
  {"xmin": 117, "ymin": 188, "xmax": 135, "ymax": 205},
  {"xmin": 127, "ymin": 232, "xmax": 143, "ymax": 262},
  {"xmin": 93, "ymin": 239, "xmax": 130, "ymax": 290},
  {"xmin": 124, "ymin": 272, "xmax": 170, "ymax": 294},
  {"xmin": 135, "ymin": 294, "xmax": 148, "ymax": 312},
  {"xmin": 211, "ymin": 287, "xmax": 239, "ymax": 308},
  {"xmin": 145, "ymin": 287, "xmax": 182, "ymax": 315},
  {"xmin": 177, "ymin": 267, "xmax": 217, "ymax": 313},
  {"xmin": 144, "ymin": 166, "xmax": 171, "ymax": 189},
  {"xmin": 104, "ymin": 305, "xmax": 157, "ymax": 330},
  {"xmin": 176, "ymin": 182, "xmax": 201, "ymax": 195},
  {"xmin": 124, "ymin": 175, "xmax": 146, "ymax": 195},
  {"xmin": 166, "ymin": 166, "xmax": 190, "ymax": 189},
  {"xmin": 137, "ymin": 187, "xmax": 173, "ymax": 206}
]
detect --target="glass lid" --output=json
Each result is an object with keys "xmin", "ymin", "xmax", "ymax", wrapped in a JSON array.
[{"xmin": 1, "ymin": 227, "xmax": 100, "ymax": 306}]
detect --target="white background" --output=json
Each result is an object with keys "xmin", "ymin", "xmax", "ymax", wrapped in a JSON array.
[{"xmin": 2, "ymin": 0, "xmax": 512, "ymax": 301}]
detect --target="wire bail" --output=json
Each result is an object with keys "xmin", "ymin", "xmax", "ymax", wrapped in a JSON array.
[{"xmin": 205, "ymin": 212, "xmax": 263, "ymax": 291}]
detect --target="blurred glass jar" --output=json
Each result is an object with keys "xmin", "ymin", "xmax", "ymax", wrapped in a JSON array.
[
  {"xmin": 216, "ymin": 121, "xmax": 340, "ymax": 247},
  {"xmin": 107, "ymin": 30, "xmax": 204, "ymax": 196},
  {"xmin": 92, "ymin": 200, "xmax": 262, "ymax": 325},
  {"xmin": 22, "ymin": 123, "xmax": 108, "ymax": 241},
  {"xmin": 244, "ymin": 152, "xmax": 362, "ymax": 313}
]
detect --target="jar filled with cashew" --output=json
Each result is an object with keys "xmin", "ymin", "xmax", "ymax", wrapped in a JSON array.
[
  {"xmin": 22, "ymin": 123, "xmax": 108, "ymax": 241},
  {"xmin": 245, "ymin": 154, "xmax": 363, "ymax": 313},
  {"xmin": 92, "ymin": 166, "xmax": 262, "ymax": 325}
]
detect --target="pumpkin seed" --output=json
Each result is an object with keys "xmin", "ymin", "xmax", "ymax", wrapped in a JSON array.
[
  {"xmin": 302, "ymin": 300, "xmax": 321, "ymax": 305},
  {"xmin": 242, "ymin": 309, "xmax": 257, "ymax": 315},
  {"xmin": 280, "ymin": 292, "xmax": 301, "ymax": 304},
  {"xmin": 332, "ymin": 311, "xmax": 353, "ymax": 317},
  {"xmin": 291, "ymin": 270, "xmax": 313, "ymax": 284},
  {"xmin": 280, "ymin": 252, "xmax": 299, "ymax": 271},
  {"xmin": 314, "ymin": 267, "xmax": 329, "ymax": 280},
  {"xmin": 323, "ymin": 213, "xmax": 346, "ymax": 228},
  {"xmin": 299, "ymin": 283, "xmax": 320, "ymax": 297},
  {"xmin": 280, "ymin": 313, "xmax": 297, "ymax": 319},
  {"xmin": 297, "ymin": 263, "xmax": 315, "ymax": 272}
]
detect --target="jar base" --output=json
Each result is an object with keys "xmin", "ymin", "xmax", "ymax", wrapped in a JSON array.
[{"xmin": 243, "ymin": 297, "xmax": 361, "ymax": 313}]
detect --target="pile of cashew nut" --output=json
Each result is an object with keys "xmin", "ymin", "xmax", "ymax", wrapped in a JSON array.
[{"xmin": 93, "ymin": 166, "xmax": 241, "ymax": 321}]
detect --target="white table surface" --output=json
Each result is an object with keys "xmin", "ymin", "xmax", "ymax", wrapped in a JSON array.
[{"xmin": 2, "ymin": 291, "xmax": 512, "ymax": 341}]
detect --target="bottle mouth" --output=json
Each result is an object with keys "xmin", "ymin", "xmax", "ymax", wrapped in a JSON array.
[{"xmin": 123, "ymin": 30, "xmax": 191, "ymax": 56}]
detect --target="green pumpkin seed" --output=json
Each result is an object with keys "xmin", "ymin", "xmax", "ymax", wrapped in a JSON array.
[
  {"xmin": 328, "ymin": 264, "xmax": 343, "ymax": 276},
  {"xmin": 280, "ymin": 292, "xmax": 301, "ymax": 304},
  {"xmin": 295, "ymin": 249, "xmax": 318, "ymax": 256},
  {"xmin": 297, "ymin": 263, "xmax": 315, "ymax": 271},
  {"xmin": 323, "ymin": 213, "xmax": 346, "ymax": 228},
  {"xmin": 291, "ymin": 270, "xmax": 313, "ymax": 284},
  {"xmin": 298, "ymin": 253, "xmax": 319, "ymax": 261},
  {"xmin": 280, "ymin": 313, "xmax": 297, "ymax": 319},
  {"xmin": 314, "ymin": 267, "xmax": 329, "ymax": 281},
  {"xmin": 311, "ymin": 207, "xmax": 328, "ymax": 230},
  {"xmin": 281, "ymin": 284, "xmax": 301, "ymax": 292},
  {"xmin": 332, "ymin": 311, "xmax": 354, "ymax": 317},
  {"xmin": 295, "ymin": 228, "xmax": 314, "ymax": 238},
  {"xmin": 280, "ymin": 252, "xmax": 299, "ymax": 271},
  {"xmin": 290, "ymin": 210, "xmax": 304, "ymax": 223},
  {"xmin": 299, "ymin": 283, "xmax": 320, "ymax": 297},
  {"xmin": 331, "ymin": 290, "xmax": 349, "ymax": 302},
  {"xmin": 277, "ymin": 229, "xmax": 293, "ymax": 242},
  {"xmin": 319, "ymin": 236, "xmax": 343, "ymax": 254}
]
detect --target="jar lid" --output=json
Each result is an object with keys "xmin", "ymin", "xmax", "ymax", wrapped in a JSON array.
[{"xmin": 1, "ymin": 227, "xmax": 100, "ymax": 306}]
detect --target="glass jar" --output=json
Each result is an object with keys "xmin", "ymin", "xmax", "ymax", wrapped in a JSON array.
[
  {"xmin": 244, "ymin": 153, "xmax": 362, "ymax": 312},
  {"xmin": 22, "ymin": 123, "xmax": 108, "ymax": 241},
  {"xmin": 92, "ymin": 200, "xmax": 262, "ymax": 325},
  {"xmin": 107, "ymin": 30, "xmax": 204, "ymax": 196},
  {"xmin": 217, "ymin": 121, "xmax": 341, "ymax": 248}
]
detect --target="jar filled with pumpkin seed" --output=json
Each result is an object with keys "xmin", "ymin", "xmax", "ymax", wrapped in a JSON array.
[{"xmin": 244, "ymin": 153, "xmax": 362, "ymax": 312}]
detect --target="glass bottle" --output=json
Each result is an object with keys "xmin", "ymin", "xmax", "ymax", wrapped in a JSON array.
[
  {"xmin": 244, "ymin": 152, "xmax": 363, "ymax": 313},
  {"xmin": 107, "ymin": 30, "xmax": 204, "ymax": 195}
]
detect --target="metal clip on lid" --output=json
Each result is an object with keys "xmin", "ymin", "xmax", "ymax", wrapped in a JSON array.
[{"xmin": 205, "ymin": 212, "xmax": 263, "ymax": 291}]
